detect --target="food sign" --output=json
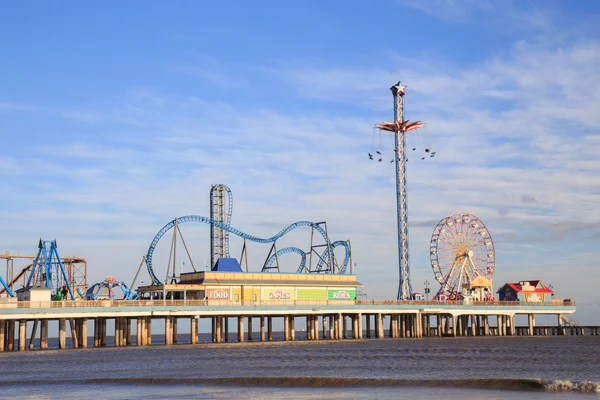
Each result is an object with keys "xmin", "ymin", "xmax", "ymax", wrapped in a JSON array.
[{"xmin": 206, "ymin": 288, "xmax": 230, "ymax": 300}]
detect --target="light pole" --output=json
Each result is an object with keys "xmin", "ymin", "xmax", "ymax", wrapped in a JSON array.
[{"xmin": 424, "ymin": 279, "xmax": 430, "ymax": 300}]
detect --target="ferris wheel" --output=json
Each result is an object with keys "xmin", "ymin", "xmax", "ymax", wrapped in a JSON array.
[{"xmin": 430, "ymin": 213, "xmax": 495, "ymax": 300}]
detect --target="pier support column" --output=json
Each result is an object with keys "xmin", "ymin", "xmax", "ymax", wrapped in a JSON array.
[
  {"xmin": 375, "ymin": 313, "xmax": 383, "ymax": 338},
  {"xmin": 69, "ymin": 318, "xmax": 79, "ymax": 349},
  {"xmin": 40, "ymin": 320, "xmax": 48, "ymax": 350},
  {"xmin": 268, "ymin": 317, "xmax": 273, "ymax": 341},
  {"xmin": 18, "ymin": 320, "xmax": 26, "ymax": 351},
  {"xmin": 238, "ymin": 316, "xmax": 244, "ymax": 342},
  {"xmin": 94, "ymin": 319, "xmax": 100, "ymax": 347},
  {"xmin": 0, "ymin": 321, "xmax": 4, "ymax": 352},
  {"xmin": 6, "ymin": 320, "xmax": 15, "ymax": 351},
  {"xmin": 528, "ymin": 314, "xmax": 534, "ymax": 336},
  {"xmin": 400, "ymin": 314, "xmax": 407, "ymax": 338},
  {"xmin": 290, "ymin": 316, "xmax": 295, "ymax": 341},
  {"xmin": 173, "ymin": 317, "xmax": 178, "ymax": 344},
  {"xmin": 211, "ymin": 317, "xmax": 216, "ymax": 342},
  {"xmin": 283, "ymin": 315, "xmax": 289, "ymax": 341},
  {"xmin": 357, "ymin": 313, "xmax": 363, "ymax": 339},
  {"xmin": 215, "ymin": 316, "xmax": 222, "ymax": 343},
  {"xmin": 29, "ymin": 320, "xmax": 38, "ymax": 350},
  {"xmin": 248, "ymin": 317, "xmax": 253, "ymax": 341},
  {"xmin": 81, "ymin": 319, "xmax": 88, "ymax": 348},
  {"xmin": 322, "ymin": 315, "xmax": 327, "ymax": 339},
  {"xmin": 482, "ymin": 316, "xmax": 488, "ymax": 336},
  {"xmin": 341, "ymin": 315, "xmax": 347, "ymax": 339},
  {"xmin": 119, "ymin": 317, "xmax": 125, "ymax": 346},
  {"xmin": 146, "ymin": 318, "xmax": 152, "ymax": 345},
  {"xmin": 165, "ymin": 317, "xmax": 173, "ymax": 345},
  {"xmin": 327, "ymin": 315, "xmax": 335, "ymax": 340},
  {"xmin": 102, "ymin": 318, "xmax": 108, "ymax": 346},
  {"xmin": 224, "ymin": 317, "xmax": 229, "ymax": 342},
  {"xmin": 337, "ymin": 313, "xmax": 343, "ymax": 340},
  {"xmin": 59, "ymin": 319, "xmax": 67, "ymax": 349},
  {"xmin": 136, "ymin": 318, "xmax": 142, "ymax": 346},
  {"xmin": 191, "ymin": 317, "xmax": 198, "ymax": 344},
  {"xmin": 366, "ymin": 314, "xmax": 371, "ymax": 338},
  {"xmin": 125, "ymin": 318, "xmax": 131, "ymax": 346},
  {"xmin": 451, "ymin": 316, "xmax": 457, "ymax": 337},
  {"xmin": 0, "ymin": 321, "xmax": 5, "ymax": 352},
  {"xmin": 114, "ymin": 318, "xmax": 121, "ymax": 347},
  {"xmin": 260, "ymin": 317, "xmax": 265, "ymax": 342}
]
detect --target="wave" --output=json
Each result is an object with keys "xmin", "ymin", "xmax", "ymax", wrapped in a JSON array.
[{"xmin": 0, "ymin": 377, "xmax": 598, "ymax": 392}]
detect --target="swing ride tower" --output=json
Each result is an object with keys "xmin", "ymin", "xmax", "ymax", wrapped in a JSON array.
[{"xmin": 375, "ymin": 82, "xmax": 424, "ymax": 300}]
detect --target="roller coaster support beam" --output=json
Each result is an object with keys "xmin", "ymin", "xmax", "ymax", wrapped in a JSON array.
[
  {"xmin": 25, "ymin": 239, "xmax": 75, "ymax": 300},
  {"xmin": 0, "ymin": 275, "xmax": 14, "ymax": 297},
  {"xmin": 129, "ymin": 256, "xmax": 147, "ymax": 291}
]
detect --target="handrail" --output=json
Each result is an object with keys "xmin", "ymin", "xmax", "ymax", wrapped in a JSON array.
[{"xmin": 0, "ymin": 298, "xmax": 576, "ymax": 309}]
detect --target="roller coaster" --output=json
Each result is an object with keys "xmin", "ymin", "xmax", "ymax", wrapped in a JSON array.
[
  {"xmin": 145, "ymin": 184, "xmax": 353, "ymax": 286},
  {"xmin": 85, "ymin": 276, "xmax": 137, "ymax": 300},
  {"xmin": 1, "ymin": 240, "xmax": 87, "ymax": 300}
]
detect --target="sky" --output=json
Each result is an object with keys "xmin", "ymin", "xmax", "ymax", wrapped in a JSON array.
[{"xmin": 1, "ymin": 0, "xmax": 599, "ymax": 324}]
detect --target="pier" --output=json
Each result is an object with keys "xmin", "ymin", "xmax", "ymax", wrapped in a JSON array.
[{"xmin": 0, "ymin": 299, "xmax": 590, "ymax": 352}]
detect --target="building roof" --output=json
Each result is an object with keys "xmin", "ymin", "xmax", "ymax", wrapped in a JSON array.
[
  {"xmin": 180, "ymin": 271, "xmax": 362, "ymax": 287},
  {"xmin": 498, "ymin": 280, "xmax": 553, "ymax": 293}
]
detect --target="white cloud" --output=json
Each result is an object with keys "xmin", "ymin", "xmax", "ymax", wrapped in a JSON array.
[{"xmin": 0, "ymin": 101, "xmax": 35, "ymax": 112}]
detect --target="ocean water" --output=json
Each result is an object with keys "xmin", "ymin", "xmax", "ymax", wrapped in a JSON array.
[{"xmin": 0, "ymin": 336, "xmax": 598, "ymax": 399}]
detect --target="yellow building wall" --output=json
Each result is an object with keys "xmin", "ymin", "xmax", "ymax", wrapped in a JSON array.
[{"xmin": 230, "ymin": 286, "xmax": 261, "ymax": 301}]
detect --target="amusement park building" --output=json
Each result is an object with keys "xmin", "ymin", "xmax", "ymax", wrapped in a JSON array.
[
  {"xmin": 497, "ymin": 280, "xmax": 554, "ymax": 303},
  {"xmin": 137, "ymin": 263, "xmax": 362, "ymax": 302}
]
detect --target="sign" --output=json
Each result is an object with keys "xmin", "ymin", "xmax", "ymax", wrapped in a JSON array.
[
  {"xmin": 206, "ymin": 288, "xmax": 230, "ymax": 300},
  {"xmin": 262, "ymin": 288, "xmax": 294, "ymax": 301},
  {"xmin": 524, "ymin": 292, "xmax": 543, "ymax": 303},
  {"xmin": 328, "ymin": 289, "xmax": 356, "ymax": 300}
]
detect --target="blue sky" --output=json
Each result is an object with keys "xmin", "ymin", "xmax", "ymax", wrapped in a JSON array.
[{"xmin": 1, "ymin": 0, "xmax": 599, "ymax": 323}]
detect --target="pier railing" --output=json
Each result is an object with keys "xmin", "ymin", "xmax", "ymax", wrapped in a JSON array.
[{"xmin": 0, "ymin": 298, "xmax": 575, "ymax": 309}]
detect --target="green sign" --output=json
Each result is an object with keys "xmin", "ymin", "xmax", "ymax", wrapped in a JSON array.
[{"xmin": 327, "ymin": 288, "xmax": 356, "ymax": 300}]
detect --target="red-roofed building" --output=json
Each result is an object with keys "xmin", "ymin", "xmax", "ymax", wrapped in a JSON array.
[{"xmin": 497, "ymin": 280, "xmax": 553, "ymax": 303}]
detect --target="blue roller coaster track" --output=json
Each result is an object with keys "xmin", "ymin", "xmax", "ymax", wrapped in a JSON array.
[
  {"xmin": 146, "ymin": 215, "xmax": 351, "ymax": 285},
  {"xmin": 264, "ymin": 241, "xmax": 352, "ymax": 274}
]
